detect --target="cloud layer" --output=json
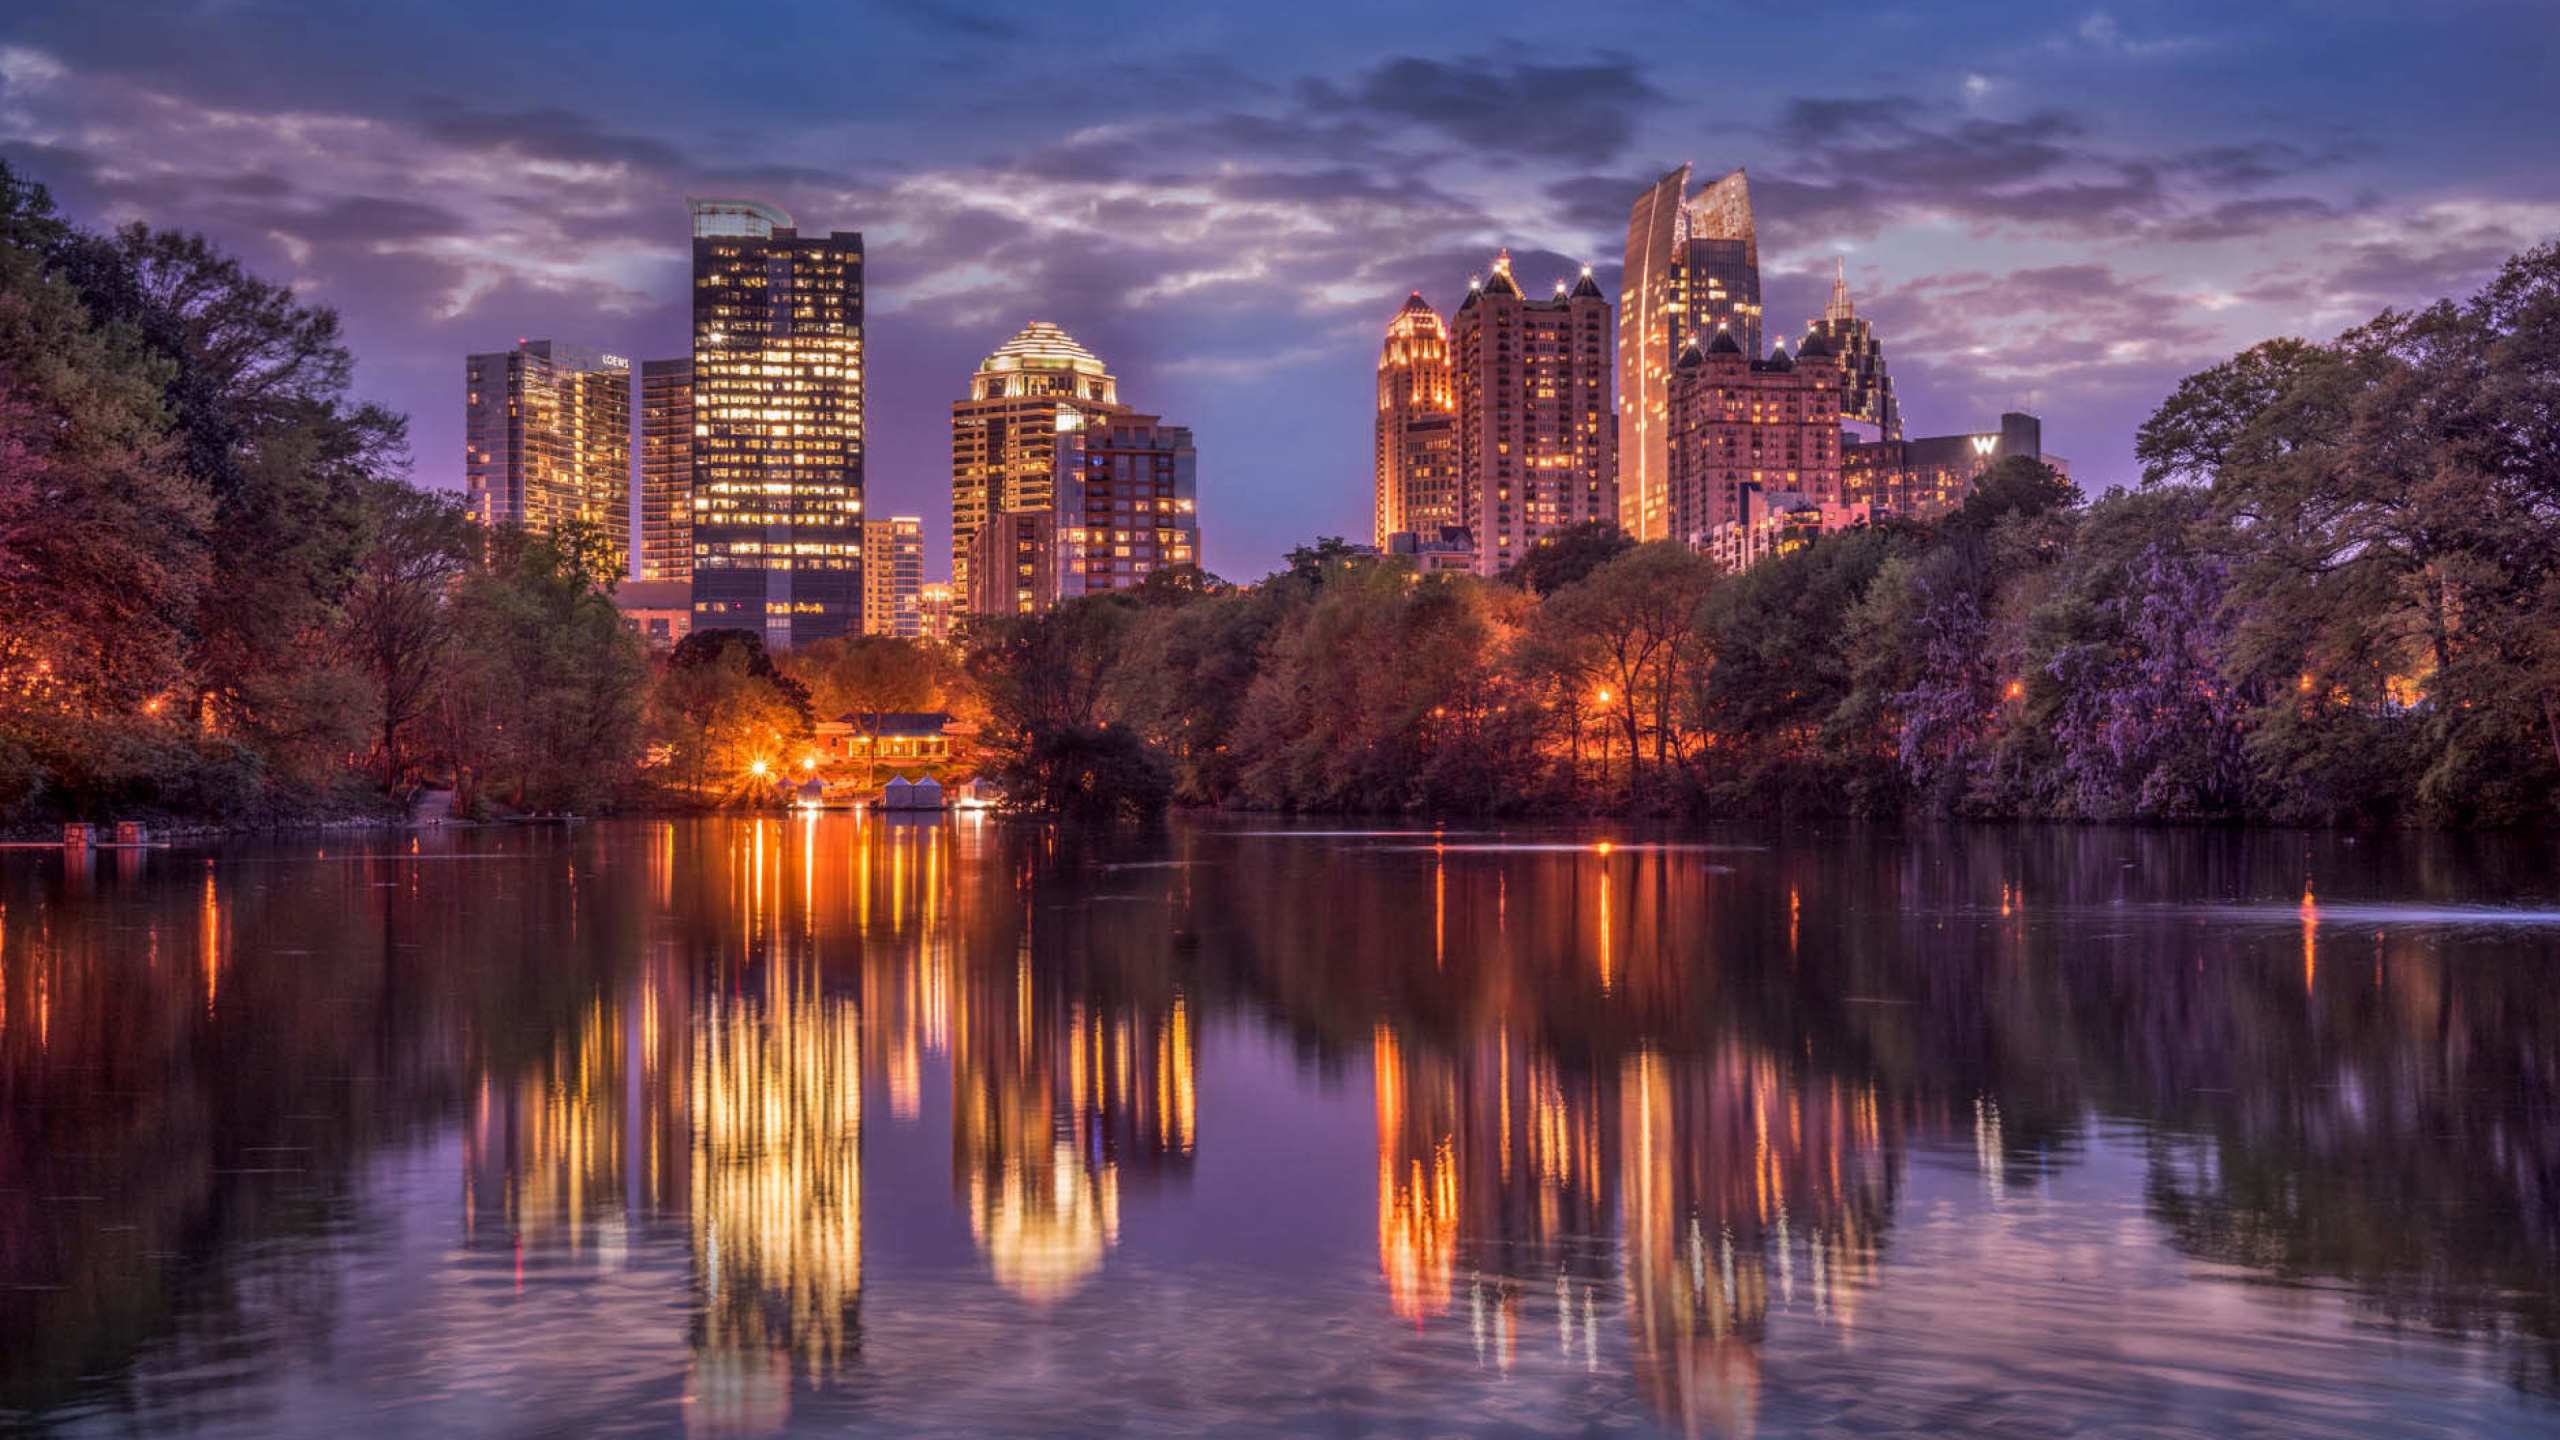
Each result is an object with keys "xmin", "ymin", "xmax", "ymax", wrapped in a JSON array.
[{"xmin": 2, "ymin": 0, "xmax": 2552, "ymax": 577}]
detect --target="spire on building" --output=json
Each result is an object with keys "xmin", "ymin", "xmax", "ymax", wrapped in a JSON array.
[
  {"xmin": 1827, "ymin": 257, "xmax": 1855, "ymax": 324},
  {"xmin": 1482, "ymin": 250, "xmax": 1522, "ymax": 299},
  {"xmin": 1570, "ymin": 263, "xmax": 1604, "ymax": 299}
]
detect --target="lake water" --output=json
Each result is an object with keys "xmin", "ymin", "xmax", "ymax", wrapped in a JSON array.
[{"xmin": 4, "ymin": 817, "xmax": 2559, "ymax": 1438}]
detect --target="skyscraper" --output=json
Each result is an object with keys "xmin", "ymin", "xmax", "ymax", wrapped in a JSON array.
[
  {"xmin": 637, "ymin": 358, "xmax": 693, "ymax": 582},
  {"xmin": 464, "ymin": 340, "xmax": 631, "ymax": 571},
  {"xmin": 1619, "ymin": 166, "xmax": 1763, "ymax": 541},
  {"xmin": 862, "ymin": 516, "xmax": 923, "ymax": 637},
  {"xmin": 685, "ymin": 197, "xmax": 864, "ymax": 650},
  {"xmin": 1451, "ymin": 252, "xmax": 1615, "ymax": 575},
  {"xmin": 949, "ymin": 322, "xmax": 1123, "ymax": 599},
  {"xmin": 1663, "ymin": 329, "xmax": 1844, "ymax": 545},
  {"xmin": 1374, "ymin": 293, "xmax": 1458, "ymax": 547},
  {"xmin": 1804, "ymin": 261, "xmax": 1900, "ymax": 441}
]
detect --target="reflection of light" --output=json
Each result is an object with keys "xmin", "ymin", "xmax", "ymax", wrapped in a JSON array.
[
  {"xmin": 691, "ymin": 982, "xmax": 862, "ymax": 1380},
  {"xmin": 1375, "ymin": 1026, "xmax": 1457, "ymax": 1323},
  {"xmin": 2301, "ymin": 883, "xmax": 2317, "ymax": 993}
]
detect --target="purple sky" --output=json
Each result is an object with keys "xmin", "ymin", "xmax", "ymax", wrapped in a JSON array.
[{"xmin": 3, "ymin": 1, "xmax": 2554, "ymax": 581}]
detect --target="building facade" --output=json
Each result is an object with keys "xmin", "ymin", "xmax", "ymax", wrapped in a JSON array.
[
  {"xmin": 1662, "ymin": 330, "xmax": 1845, "ymax": 545},
  {"xmin": 614, "ymin": 579, "xmax": 693, "ymax": 651},
  {"xmin": 1373, "ymin": 292, "xmax": 1458, "ymax": 546},
  {"xmin": 637, "ymin": 358, "xmax": 692, "ymax": 583},
  {"xmin": 1804, "ymin": 261, "xmax": 1900, "ymax": 442},
  {"xmin": 964, "ymin": 509, "xmax": 1056, "ymax": 618},
  {"xmin": 862, "ymin": 516, "xmax": 923, "ymax": 637},
  {"xmin": 1051, "ymin": 412, "xmax": 1199, "ymax": 603},
  {"xmin": 685, "ymin": 196, "xmax": 864, "ymax": 650},
  {"xmin": 1619, "ymin": 166, "xmax": 1763, "ymax": 541},
  {"xmin": 1451, "ymin": 252, "xmax": 1615, "ymax": 575},
  {"xmin": 1843, "ymin": 412, "xmax": 2046, "ymax": 521},
  {"xmin": 463, "ymin": 340, "xmax": 631, "ymax": 572},
  {"xmin": 950, "ymin": 322, "xmax": 1124, "ymax": 599},
  {"xmin": 913, "ymin": 583, "xmax": 957, "ymax": 643}
]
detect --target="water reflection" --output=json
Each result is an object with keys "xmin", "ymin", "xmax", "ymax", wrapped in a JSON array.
[{"xmin": 1, "ymin": 820, "xmax": 2558, "ymax": 1435}]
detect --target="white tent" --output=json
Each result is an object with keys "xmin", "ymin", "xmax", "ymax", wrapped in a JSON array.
[
  {"xmin": 910, "ymin": 776, "xmax": 945, "ymax": 810},
  {"xmin": 882, "ymin": 776, "xmax": 914, "ymax": 810}
]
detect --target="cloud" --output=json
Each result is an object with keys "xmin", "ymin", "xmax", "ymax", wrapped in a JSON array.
[{"xmin": 1305, "ymin": 51, "xmax": 1662, "ymax": 166}]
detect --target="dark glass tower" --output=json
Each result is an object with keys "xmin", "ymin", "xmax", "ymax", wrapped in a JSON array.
[{"xmin": 686, "ymin": 197, "xmax": 864, "ymax": 650}]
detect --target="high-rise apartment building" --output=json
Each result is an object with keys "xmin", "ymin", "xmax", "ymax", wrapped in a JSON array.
[
  {"xmin": 685, "ymin": 197, "xmax": 864, "ymax": 650},
  {"xmin": 1804, "ymin": 261, "xmax": 1900, "ymax": 441},
  {"xmin": 637, "ymin": 358, "xmax": 693, "ymax": 582},
  {"xmin": 950, "ymin": 322, "xmax": 1124, "ymax": 599},
  {"xmin": 964, "ymin": 509, "xmax": 1056, "ymax": 618},
  {"xmin": 1620, "ymin": 166, "xmax": 1763, "ymax": 541},
  {"xmin": 1662, "ymin": 329, "xmax": 1844, "ymax": 545},
  {"xmin": 464, "ymin": 340, "xmax": 631, "ymax": 572},
  {"xmin": 1052, "ymin": 412, "xmax": 1199, "ymax": 602},
  {"xmin": 1374, "ymin": 292, "xmax": 1458, "ymax": 547},
  {"xmin": 1450, "ymin": 252, "xmax": 1615, "ymax": 575},
  {"xmin": 862, "ymin": 516, "xmax": 923, "ymax": 637}
]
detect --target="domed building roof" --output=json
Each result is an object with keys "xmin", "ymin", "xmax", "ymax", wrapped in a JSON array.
[{"xmin": 972, "ymin": 321, "xmax": 1118, "ymax": 403}]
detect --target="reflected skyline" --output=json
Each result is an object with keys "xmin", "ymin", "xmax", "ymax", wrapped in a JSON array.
[{"xmin": 3, "ymin": 819, "xmax": 2559, "ymax": 1435}]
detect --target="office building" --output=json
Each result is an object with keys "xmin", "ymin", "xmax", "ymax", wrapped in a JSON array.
[
  {"xmin": 1804, "ymin": 261, "xmax": 1899, "ymax": 442},
  {"xmin": 950, "ymin": 322, "xmax": 1125, "ymax": 599},
  {"xmin": 1451, "ymin": 251, "xmax": 1615, "ymax": 575},
  {"xmin": 913, "ymin": 583, "xmax": 957, "ymax": 643},
  {"xmin": 1620, "ymin": 166, "xmax": 1763, "ymax": 541},
  {"xmin": 637, "ymin": 358, "xmax": 692, "ymax": 582},
  {"xmin": 685, "ymin": 196, "xmax": 864, "ymax": 650},
  {"xmin": 1374, "ymin": 293, "xmax": 1458, "ymax": 546},
  {"xmin": 1662, "ymin": 329, "xmax": 1845, "ymax": 545},
  {"xmin": 862, "ymin": 516, "xmax": 923, "ymax": 637},
  {"xmin": 464, "ymin": 340, "xmax": 631, "ymax": 572},
  {"xmin": 1844, "ymin": 413, "xmax": 2047, "ymax": 520}
]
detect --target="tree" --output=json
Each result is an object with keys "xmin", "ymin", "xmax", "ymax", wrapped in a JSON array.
[
  {"xmin": 1502, "ymin": 520, "xmax": 1633, "ymax": 596},
  {"xmin": 433, "ymin": 525, "xmax": 647, "ymax": 814},
  {"xmin": 649, "ymin": 628, "xmax": 814, "ymax": 803},
  {"xmin": 339, "ymin": 480, "xmax": 472, "ymax": 788},
  {"xmin": 1537, "ymin": 542, "xmax": 1717, "ymax": 796}
]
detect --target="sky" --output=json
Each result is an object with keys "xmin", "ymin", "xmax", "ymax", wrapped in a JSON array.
[{"xmin": 1, "ymin": 0, "xmax": 2555, "ymax": 583}]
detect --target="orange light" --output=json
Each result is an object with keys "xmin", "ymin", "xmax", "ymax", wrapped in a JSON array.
[{"xmin": 1594, "ymin": 688, "xmax": 1611, "ymax": 705}]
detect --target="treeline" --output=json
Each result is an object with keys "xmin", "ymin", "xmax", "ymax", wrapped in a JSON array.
[
  {"xmin": 971, "ymin": 239, "xmax": 2560, "ymax": 826},
  {"xmin": 0, "ymin": 161, "xmax": 646, "ymax": 823}
]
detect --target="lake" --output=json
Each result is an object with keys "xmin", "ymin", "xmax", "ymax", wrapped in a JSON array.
[{"xmin": 3, "ymin": 816, "xmax": 2559, "ymax": 1437}]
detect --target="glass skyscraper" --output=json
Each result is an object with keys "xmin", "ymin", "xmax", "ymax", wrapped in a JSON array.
[
  {"xmin": 685, "ymin": 197, "xmax": 864, "ymax": 650},
  {"xmin": 463, "ymin": 339, "xmax": 631, "ymax": 571},
  {"xmin": 1618, "ymin": 166, "xmax": 1762, "ymax": 542}
]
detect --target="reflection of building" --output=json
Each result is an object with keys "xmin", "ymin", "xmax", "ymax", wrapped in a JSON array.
[
  {"xmin": 1664, "ymin": 330, "xmax": 1844, "ymax": 545},
  {"xmin": 1375, "ymin": 293, "xmax": 1459, "ymax": 546},
  {"xmin": 464, "ymin": 339, "xmax": 632, "ymax": 570},
  {"xmin": 686, "ymin": 197, "xmax": 865, "ymax": 650},
  {"xmin": 1452, "ymin": 252, "xmax": 1615, "ymax": 575},
  {"xmin": 1843, "ymin": 412, "xmax": 2046, "ymax": 520},
  {"xmin": 1618, "ymin": 1049, "xmax": 1892, "ymax": 1439},
  {"xmin": 639, "ymin": 357, "xmax": 694, "ymax": 582},
  {"xmin": 690, "ymin": 976, "xmax": 863, "ymax": 1408},
  {"xmin": 861, "ymin": 517, "xmax": 923, "ymax": 637},
  {"xmin": 1802, "ymin": 261, "xmax": 1899, "ymax": 442},
  {"xmin": 950, "ymin": 322, "xmax": 1124, "ymax": 599},
  {"xmin": 1621, "ymin": 166, "xmax": 1763, "ymax": 541},
  {"xmin": 948, "ymin": 923, "xmax": 1197, "ymax": 1303}
]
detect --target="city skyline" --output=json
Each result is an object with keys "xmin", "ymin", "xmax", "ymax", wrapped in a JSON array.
[{"xmin": 1, "ymin": 1, "xmax": 2553, "ymax": 581}]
